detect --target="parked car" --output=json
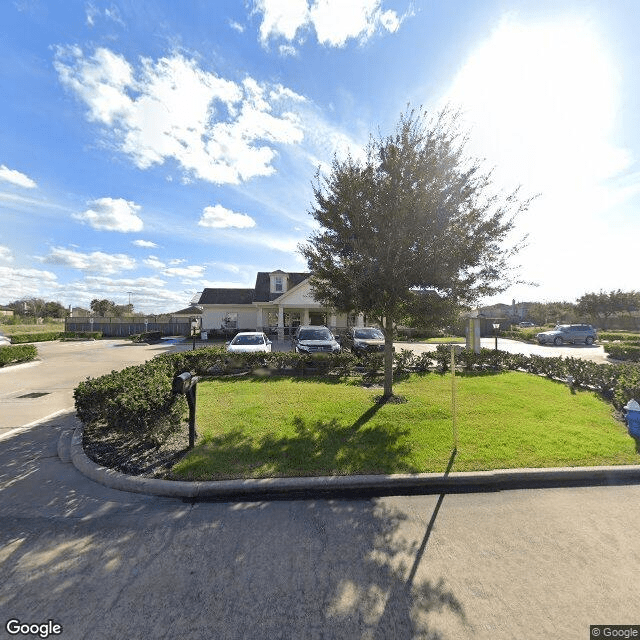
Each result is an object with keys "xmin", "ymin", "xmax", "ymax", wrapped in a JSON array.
[
  {"xmin": 536, "ymin": 324, "xmax": 597, "ymax": 346},
  {"xmin": 518, "ymin": 321, "xmax": 535, "ymax": 328},
  {"xmin": 342, "ymin": 327, "xmax": 385, "ymax": 355},
  {"xmin": 226, "ymin": 332, "xmax": 272, "ymax": 353},
  {"xmin": 292, "ymin": 326, "xmax": 341, "ymax": 354},
  {"xmin": 0, "ymin": 333, "xmax": 10, "ymax": 347}
]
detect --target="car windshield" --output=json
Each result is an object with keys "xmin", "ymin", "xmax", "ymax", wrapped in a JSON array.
[
  {"xmin": 232, "ymin": 335, "xmax": 264, "ymax": 345},
  {"xmin": 354, "ymin": 329, "xmax": 383, "ymax": 339},
  {"xmin": 298, "ymin": 329, "xmax": 332, "ymax": 341}
]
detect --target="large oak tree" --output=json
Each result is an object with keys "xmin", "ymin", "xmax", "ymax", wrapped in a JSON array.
[{"xmin": 300, "ymin": 108, "xmax": 532, "ymax": 398}]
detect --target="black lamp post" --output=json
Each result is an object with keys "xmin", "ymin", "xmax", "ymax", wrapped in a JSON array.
[{"xmin": 493, "ymin": 322, "xmax": 500, "ymax": 351}]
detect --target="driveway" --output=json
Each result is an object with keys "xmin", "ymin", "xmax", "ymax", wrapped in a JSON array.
[
  {"xmin": 396, "ymin": 337, "xmax": 611, "ymax": 364},
  {"xmin": 0, "ymin": 338, "xmax": 176, "ymax": 437}
]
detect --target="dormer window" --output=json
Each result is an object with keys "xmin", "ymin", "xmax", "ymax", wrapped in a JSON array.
[{"xmin": 269, "ymin": 271, "xmax": 288, "ymax": 294}]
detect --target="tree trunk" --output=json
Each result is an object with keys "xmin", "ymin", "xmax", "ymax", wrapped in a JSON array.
[{"xmin": 383, "ymin": 316, "xmax": 394, "ymax": 398}]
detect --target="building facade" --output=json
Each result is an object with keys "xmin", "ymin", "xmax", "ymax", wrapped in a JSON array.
[{"xmin": 195, "ymin": 270, "xmax": 362, "ymax": 339}]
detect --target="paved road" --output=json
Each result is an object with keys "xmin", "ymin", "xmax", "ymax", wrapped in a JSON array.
[
  {"xmin": 1, "ymin": 413, "xmax": 639, "ymax": 640},
  {"xmin": 397, "ymin": 337, "xmax": 611, "ymax": 364},
  {"xmin": 1, "ymin": 338, "xmax": 636, "ymax": 640},
  {"xmin": 0, "ymin": 339, "xmax": 176, "ymax": 437}
]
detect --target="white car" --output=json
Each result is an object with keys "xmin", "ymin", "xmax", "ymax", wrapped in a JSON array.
[
  {"xmin": 226, "ymin": 332, "xmax": 272, "ymax": 353},
  {"xmin": 0, "ymin": 333, "xmax": 10, "ymax": 347}
]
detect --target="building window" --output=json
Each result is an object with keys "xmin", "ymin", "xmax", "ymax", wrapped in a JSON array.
[
  {"xmin": 222, "ymin": 312, "xmax": 237, "ymax": 329},
  {"xmin": 274, "ymin": 276, "xmax": 283, "ymax": 292}
]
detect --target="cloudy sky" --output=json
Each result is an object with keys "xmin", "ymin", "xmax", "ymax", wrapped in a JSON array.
[{"xmin": 1, "ymin": 0, "xmax": 639, "ymax": 313}]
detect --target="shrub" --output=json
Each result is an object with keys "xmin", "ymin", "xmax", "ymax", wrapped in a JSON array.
[
  {"xmin": 604, "ymin": 344, "xmax": 640, "ymax": 362},
  {"xmin": 75, "ymin": 357, "xmax": 187, "ymax": 445},
  {"xmin": 599, "ymin": 331, "xmax": 640, "ymax": 342},
  {"xmin": 61, "ymin": 331, "xmax": 102, "ymax": 340},
  {"xmin": 0, "ymin": 344, "xmax": 38, "ymax": 366},
  {"xmin": 9, "ymin": 331, "xmax": 62, "ymax": 343}
]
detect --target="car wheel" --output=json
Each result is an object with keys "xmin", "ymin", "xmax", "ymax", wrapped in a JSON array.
[
  {"xmin": 554, "ymin": 336, "xmax": 563, "ymax": 346},
  {"xmin": 585, "ymin": 336, "xmax": 594, "ymax": 345}
]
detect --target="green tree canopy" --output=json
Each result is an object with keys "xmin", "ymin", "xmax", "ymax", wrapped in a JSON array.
[{"xmin": 300, "ymin": 107, "xmax": 532, "ymax": 398}]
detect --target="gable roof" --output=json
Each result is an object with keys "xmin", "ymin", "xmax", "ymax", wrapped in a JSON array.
[
  {"xmin": 197, "ymin": 271, "xmax": 311, "ymax": 306},
  {"xmin": 197, "ymin": 288, "xmax": 254, "ymax": 305},
  {"xmin": 253, "ymin": 272, "xmax": 310, "ymax": 302}
]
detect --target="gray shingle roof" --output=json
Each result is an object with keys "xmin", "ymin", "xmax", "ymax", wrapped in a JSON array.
[
  {"xmin": 197, "ymin": 272, "xmax": 310, "ymax": 305},
  {"xmin": 197, "ymin": 288, "xmax": 254, "ymax": 305}
]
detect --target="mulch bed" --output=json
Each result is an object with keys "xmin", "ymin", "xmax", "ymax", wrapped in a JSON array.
[{"xmin": 82, "ymin": 426, "xmax": 191, "ymax": 478}]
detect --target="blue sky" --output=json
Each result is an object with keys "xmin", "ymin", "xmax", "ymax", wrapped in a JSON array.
[{"xmin": 1, "ymin": 0, "xmax": 639, "ymax": 314}]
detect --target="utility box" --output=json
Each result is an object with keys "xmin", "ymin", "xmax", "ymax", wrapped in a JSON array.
[{"xmin": 625, "ymin": 399, "xmax": 640, "ymax": 438}]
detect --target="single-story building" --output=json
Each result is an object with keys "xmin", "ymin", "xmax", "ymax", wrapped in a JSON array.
[
  {"xmin": 194, "ymin": 270, "xmax": 364, "ymax": 339},
  {"xmin": 0, "ymin": 305, "xmax": 14, "ymax": 317}
]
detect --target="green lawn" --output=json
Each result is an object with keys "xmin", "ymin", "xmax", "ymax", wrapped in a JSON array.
[
  {"xmin": 170, "ymin": 371, "xmax": 639, "ymax": 480},
  {"xmin": 2, "ymin": 322, "xmax": 65, "ymax": 336}
]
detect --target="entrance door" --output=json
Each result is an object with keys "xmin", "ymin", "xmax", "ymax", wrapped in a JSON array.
[{"xmin": 309, "ymin": 312, "xmax": 326, "ymax": 326}]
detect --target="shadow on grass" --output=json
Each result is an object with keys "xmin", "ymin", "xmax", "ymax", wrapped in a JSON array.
[{"xmin": 173, "ymin": 400, "xmax": 421, "ymax": 480}]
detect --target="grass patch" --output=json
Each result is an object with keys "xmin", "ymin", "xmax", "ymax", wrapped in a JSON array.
[
  {"xmin": 170, "ymin": 371, "xmax": 639, "ymax": 480},
  {"xmin": 3, "ymin": 323, "xmax": 65, "ymax": 336}
]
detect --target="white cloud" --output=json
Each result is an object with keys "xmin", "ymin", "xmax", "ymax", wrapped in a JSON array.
[
  {"xmin": 0, "ymin": 245, "xmax": 13, "ymax": 262},
  {"xmin": 132, "ymin": 239, "xmax": 158, "ymax": 248},
  {"xmin": 255, "ymin": 0, "xmax": 402, "ymax": 48},
  {"xmin": 198, "ymin": 204, "xmax": 256, "ymax": 229},
  {"xmin": 162, "ymin": 265, "xmax": 206, "ymax": 279},
  {"xmin": 55, "ymin": 46, "xmax": 305, "ymax": 185},
  {"xmin": 74, "ymin": 197, "xmax": 143, "ymax": 232},
  {"xmin": 0, "ymin": 165, "xmax": 37, "ymax": 189},
  {"xmin": 0, "ymin": 265, "xmax": 58, "ymax": 302},
  {"xmin": 229, "ymin": 20, "xmax": 245, "ymax": 33},
  {"xmin": 42, "ymin": 246, "xmax": 136, "ymax": 275},
  {"xmin": 143, "ymin": 256, "xmax": 165, "ymax": 270}
]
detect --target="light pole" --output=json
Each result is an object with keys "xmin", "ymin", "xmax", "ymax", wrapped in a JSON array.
[{"xmin": 493, "ymin": 322, "xmax": 500, "ymax": 351}]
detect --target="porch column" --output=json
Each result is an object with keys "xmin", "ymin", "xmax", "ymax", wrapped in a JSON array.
[
  {"xmin": 329, "ymin": 312, "xmax": 337, "ymax": 331},
  {"xmin": 256, "ymin": 308, "xmax": 263, "ymax": 332},
  {"xmin": 277, "ymin": 305, "xmax": 284, "ymax": 341},
  {"xmin": 356, "ymin": 313, "xmax": 365, "ymax": 328},
  {"xmin": 303, "ymin": 308, "xmax": 310, "ymax": 325}
]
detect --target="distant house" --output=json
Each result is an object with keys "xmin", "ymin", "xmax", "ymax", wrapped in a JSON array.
[
  {"xmin": 194, "ymin": 270, "xmax": 358, "ymax": 339},
  {"xmin": 0, "ymin": 305, "xmax": 13, "ymax": 317},
  {"xmin": 70, "ymin": 307, "xmax": 92, "ymax": 317}
]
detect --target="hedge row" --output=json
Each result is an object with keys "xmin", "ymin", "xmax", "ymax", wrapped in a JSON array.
[
  {"xmin": 0, "ymin": 344, "xmax": 38, "ymax": 366},
  {"xmin": 603, "ymin": 344, "xmax": 640, "ymax": 363},
  {"xmin": 599, "ymin": 332, "xmax": 640, "ymax": 342},
  {"xmin": 9, "ymin": 331, "xmax": 103, "ymax": 343},
  {"xmin": 74, "ymin": 344, "xmax": 640, "ymax": 445}
]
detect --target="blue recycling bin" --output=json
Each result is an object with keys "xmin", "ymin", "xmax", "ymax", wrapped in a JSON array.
[{"xmin": 624, "ymin": 400, "xmax": 640, "ymax": 438}]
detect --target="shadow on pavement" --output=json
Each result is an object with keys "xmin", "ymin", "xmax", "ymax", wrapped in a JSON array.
[{"xmin": 0, "ymin": 415, "xmax": 470, "ymax": 639}]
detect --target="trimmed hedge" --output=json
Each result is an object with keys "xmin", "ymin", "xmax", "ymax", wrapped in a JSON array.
[
  {"xmin": 74, "ymin": 344, "xmax": 640, "ymax": 445},
  {"xmin": 9, "ymin": 331, "xmax": 63, "ymax": 343},
  {"xmin": 0, "ymin": 344, "xmax": 38, "ymax": 366},
  {"xmin": 604, "ymin": 344, "xmax": 640, "ymax": 362},
  {"xmin": 62, "ymin": 331, "xmax": 102, "ymax": 340},
  {"xmin": 599, "ymin": 332, "xmax": 640, "ymax": 342}
]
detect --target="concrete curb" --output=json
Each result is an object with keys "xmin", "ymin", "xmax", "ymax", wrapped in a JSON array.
[{"xmin": 67, "ymin": 424, "xmax": 640, "ymax": 500}]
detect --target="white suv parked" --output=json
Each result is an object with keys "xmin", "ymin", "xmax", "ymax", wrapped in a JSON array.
[{"xmin": 536, "ymin": 324, "xmax": 597, "ymax": 346}]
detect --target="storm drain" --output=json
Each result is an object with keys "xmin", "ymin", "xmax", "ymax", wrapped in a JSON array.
[{"xmin": 17, "ymin": 392, "xmax": 50, "ymax": 399}]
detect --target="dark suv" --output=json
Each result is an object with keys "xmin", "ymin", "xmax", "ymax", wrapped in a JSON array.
[
  {"xmin": 536, "ymin": 324, "xmax": 597, "ymax": 346},
  {"xmin": 341, "ymin": 327, "xmax": 385, "ymax": 355},
  {"xmin": 292, "ymin": 326, "xmax": 341, "ymax": 354}
]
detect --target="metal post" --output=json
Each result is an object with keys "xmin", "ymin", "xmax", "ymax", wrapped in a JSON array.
[
  {"xmin": 451, "ymin": 345, "xmax": 457, "ymax": 451},
  {"xmin": 186, "ymin": 384, "xmax": 197, "ymax": 448}
]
